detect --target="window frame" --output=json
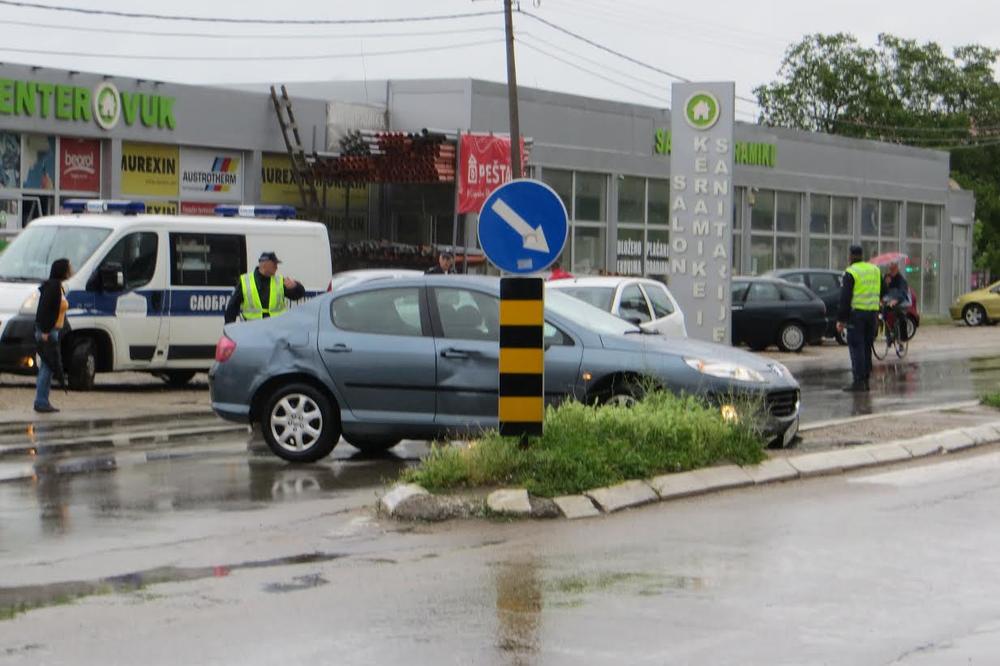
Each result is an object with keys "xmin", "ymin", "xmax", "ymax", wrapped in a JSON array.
[
  {"xmin": 617, "ymin": 282, "xmax": 653, "ymax": 324},
  {"xmin": 168, "ymin": 232, "xmax": 247, "ymax": 288},
  {"xmin": 429, "ymin": 286, "xmax": 500, "ymax": 342},
  {"xmin": 330, "ymin": 286, "xmax": 429, "ymax": 338}
]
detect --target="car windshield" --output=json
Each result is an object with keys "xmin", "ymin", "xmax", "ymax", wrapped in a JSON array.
[
  {"xmin": 556, "ymin": 286, "xmax": 615, "ymax": 311},
  {"xmin": 0, "ymin": 225, "xmax": 111, "ymax": 282},
  {"xmin": 329, "ymin": 274, "xmax": 359, "ymax": 291},
  {"xmin": 546, "ymin": 288, "xmax": 639, "ymax": 336}
]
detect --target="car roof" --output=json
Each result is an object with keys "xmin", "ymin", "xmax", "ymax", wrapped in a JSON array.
[
  {"xmin": 28, "ymin": 213, "xmax": 327, "ymax": 233},
  {"xmin": 547, "ymin": 276, "xmax": 661, "ymax": 288},
  {"xmin": 733, "ymin": 275, "xmax": 804, "ymax": 286},
  {"xmin": 767, "ymin": 268, "xmax": 841, "ymax": 276}
]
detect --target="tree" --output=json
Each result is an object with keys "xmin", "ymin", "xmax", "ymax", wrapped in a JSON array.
[{"xmin": 755, "ymin": 33, "xmax": 1000, "ymax": 274}]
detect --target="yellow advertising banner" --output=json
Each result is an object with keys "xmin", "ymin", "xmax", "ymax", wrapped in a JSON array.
[
  {"xmin": 121, "ymin": 142, "xmax": 179, "ymax": 197},
  {"xmin": 144, "ymin": 200, "xmax": 178, "ymax": 215},
  {"xmin": 260, "ymin": 153, "xmax": 299, "ymax": 205}
]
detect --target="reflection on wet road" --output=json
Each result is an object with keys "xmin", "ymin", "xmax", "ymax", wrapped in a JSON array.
[{"xmin": 797, "ymin": 353, "xmax": 1000, "ymax": 423}]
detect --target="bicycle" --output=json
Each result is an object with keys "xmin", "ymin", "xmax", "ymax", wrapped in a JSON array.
[{"xmin": 872, "ymin": 301, "xmax": 908, "ymax": 360}]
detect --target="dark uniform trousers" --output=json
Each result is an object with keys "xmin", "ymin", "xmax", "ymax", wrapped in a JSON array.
[{"xmin": 847, "ymin": 310, "xmax": 878, "ymax": 385}]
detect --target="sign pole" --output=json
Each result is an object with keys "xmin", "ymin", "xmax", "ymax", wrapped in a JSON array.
[
  {"xmin": 451, "ymin": 128, "xmax": 463, "ymax": 271},
  {"xmin": 503, "ymin": 0, "xmax": 522, "ymax": 179}
]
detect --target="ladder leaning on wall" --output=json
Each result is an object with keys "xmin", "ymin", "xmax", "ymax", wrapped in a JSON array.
[{"xmin": 269, "ymin": 85, "xmax": 321, "ymax": 217}]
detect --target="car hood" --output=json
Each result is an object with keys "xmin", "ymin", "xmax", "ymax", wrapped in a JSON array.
[
  {"xmin": 957, "ymin": 287, "xmax": 992, "ymax": 302},
  {"xmin": 600, "ymin": 333, "xmax": 794, "ymax": 378}
]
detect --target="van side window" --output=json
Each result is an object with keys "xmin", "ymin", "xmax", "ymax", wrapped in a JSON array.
[
  {"xmin": 90, "ymin": 232, "xmax": 158, "ymax": 292},
  {"xmin": 169, "ymin": 233, "xmax": 246, "ymax": 287}
]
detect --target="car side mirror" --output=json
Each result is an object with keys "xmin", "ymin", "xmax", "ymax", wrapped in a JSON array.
[
  {"xmin": 626, "ymin": 316, "xmax": 643, "ymax": 326},
  {"xmin": 100, "ymin": 262, "xmax": 124, "ymax": 292}
]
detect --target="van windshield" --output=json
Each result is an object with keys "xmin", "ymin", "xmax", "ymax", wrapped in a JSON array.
[{"xmin": 0, "ymin": 225, "xmax": 112, "ymax": 282}]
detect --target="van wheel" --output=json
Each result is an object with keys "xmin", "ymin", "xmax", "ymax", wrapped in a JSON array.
[
  {"xmin": 260, "ymin": 383, "xmax": 339, "ymax": 463},
  {"xmin": 67, "ymin": 339, "xmax": 96, "ymax": 391},
  {"xmin": 343, "ymin": 435, "xmax": 402, "ymax": 455},
  {"xmin": 157, "ymin": 370, "xmax": 197, "ymax": 387}
]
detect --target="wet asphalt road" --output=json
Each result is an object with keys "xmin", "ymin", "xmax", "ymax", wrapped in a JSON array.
[{"xmin": 4, "ymin": 444, "xmax": 1000, "ymax": 663}]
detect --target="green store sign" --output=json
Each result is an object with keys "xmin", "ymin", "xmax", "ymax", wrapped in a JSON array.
[
  {"xmin": 0, "ymin": 78, "xmax": 176, "ymax": 131},
  {"xmin": 654, "ymin": 128, "xmax": 776, "ymax": 168}
]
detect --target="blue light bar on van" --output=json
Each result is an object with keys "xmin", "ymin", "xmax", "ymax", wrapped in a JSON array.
[
  {"xmin": 63, "ymin": 199, "xmax": 146, "ymax": 215},
  {"xmin": 214, "ymin": 205, "xmax": 296, "ymax": 220}
]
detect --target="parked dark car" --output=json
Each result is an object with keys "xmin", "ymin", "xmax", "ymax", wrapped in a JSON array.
[
  {"xmin": 732, "ymin": 276, "xmax": 827, "ymax": 353},
  {"xmin": 764, "ymin": 268, "xmax": 845, "ymax": 344}
]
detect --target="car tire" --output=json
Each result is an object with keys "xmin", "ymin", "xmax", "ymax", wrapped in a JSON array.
[
  {"xmin": 835, "ymin": 327, "xmax": 848, "ymax": 346},
  {"xmin": 776, "ymin": 322, "xmax": 806, "ymax": 353},
  {"xmin": 602, "ymin": 379, "xmax": 646, "ymax": 407},
  {"xmin": 748, "ymin": 342, "xmax": 769, "ymax": 352},
  {"xmin": 67, "ymin": 338, "xmax": 96, "ymax": 391},
  {"xmin": 963, "ymin": 304, "xmax": 986, "ymax": 327},
  {"xmin": 157, "ymin": 370, "xmax": 197, "ymax": 387},
  {"xmin": 260, "ymin": 383, "xmax": 339, "ymax": 463},
  {"xmin": 905, "ymin": 315, "xmax": 918, "ymax": 341},
  {"xmin": 343, "ymin": 435, "xmax": 402, "ymax": 455}
]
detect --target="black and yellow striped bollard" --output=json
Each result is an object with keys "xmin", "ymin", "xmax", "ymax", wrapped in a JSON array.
[{"xmin": 498, "ymin": 276, "xmax": 545, "ymax": 438}]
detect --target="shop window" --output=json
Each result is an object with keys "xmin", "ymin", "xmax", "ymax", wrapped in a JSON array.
[
  {"xmin": 775, "ymin": 236, "xmax": 800, "ymax": 269},
  {"xmin": 750, "ymin": 189, "xmax": 775, "ymax": 231},
  {"xmin": 831, "ymin": 197, "xmax": 853, "ymax": 236},
  {"xmin": 831, "ymin": 239, "xmax": 851, "ymax": 269},
  {"xmin": 646, "ymin": 227, "xmax": 669, "ymax": 277},
  {"xmin": 542, "ymin": 169, "xmax": 573, "ymax": 218},
  {"xmin": 574, "ymin": 172, "xmax": 607, "ymax": 222},
  {"xmin": 776, "ymin": 192, "xmax": 800, "ymax": 233},
  {"xmin": 880, "ymin": 201, "xmax": 899, "ymax": 240},
  {"xmin": 170, "ymin": 233, "xmax": 246, "ymax": 287},
  {"xmin": 647, "ymin": 179, "xmax": 669, "ymax": 225},
  {"xmin": 750, "ymin": 235, "xmax": 773, "ymax": 274},
  {"xmin": 616, "ymin": 226, "xmax": 644, "ymax": 276},
  {"xmin": 617, "ymin": 176, "xmax": 645, "ymax": 224},
  {"xmin": 572, "ymin": 226, "xmax": 606, "ymax": 274},
  {"xmin": 809, "ymin": 238, "xmax": 830, "ymax": 268},
  {"xmin": 810, "ymin": 195, "xmax": 830, "ymax": 234},
  {"xmin": 923, "ymin": 205, "xmax": 941, "ymax": 240},
  {"xmin": 861, "ymin": 199, "xmax": 879, "ymax": 237}
]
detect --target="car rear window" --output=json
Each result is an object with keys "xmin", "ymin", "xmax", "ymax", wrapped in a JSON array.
[
  {"xmin": 809, "ymin": 272, "xmax": 841, "ymax": 294},
  {"xmin": 331, "ymin": 287, "xmax": 422, "ymax": 337},
  {"xmin": 559, "ymin": 286, "xmax": 615, "ymax": 312},
  {"xmin": 779, "ymin": 284, "xmax": 813, "ymax": 302}
]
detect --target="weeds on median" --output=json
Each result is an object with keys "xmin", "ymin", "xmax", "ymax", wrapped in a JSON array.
[
  {"xmin": 401, "ymin": 392, "xmax": 766, "ymax": 498},
  {"xmin": 983, "ymin": 390, "xmax": 1000, "ymax": 409}
]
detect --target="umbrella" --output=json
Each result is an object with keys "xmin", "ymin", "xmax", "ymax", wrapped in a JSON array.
[
  {"xmin": 37, "ymin": 333, "xmax": 68, "ymax": 393},
  {"xmin": 869, "ymin": 252, "xmax": 911, "ymax": 269}
]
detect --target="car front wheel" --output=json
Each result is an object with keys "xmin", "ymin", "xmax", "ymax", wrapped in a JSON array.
[
  {"xmin": 777, "ymin": 322, "xmax": 806, "ymax": 353},
  {"xmin": 260, "ymin": 383, "xmax": 339, "ymax": 463},
  {"xmin": 963, "ymin": 304, "xmax": 986, "ymax": 327},
  {"xmin": 67, "ymin": 338, "xmax": 96, "ymax": 391}
]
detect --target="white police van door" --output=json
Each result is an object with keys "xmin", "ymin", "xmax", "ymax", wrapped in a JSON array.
[
  {"xmin": 88, "ymin": 230, "xmax": 167, "ymax": 366},
  {"xmin": 165, "ymin": 231, "xmax": 246, "ymax": 364}
]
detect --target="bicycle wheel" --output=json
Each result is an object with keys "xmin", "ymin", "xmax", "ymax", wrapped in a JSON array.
[
  {"xmin": 894, "ymin": 320, "xmax": 908, "ymax": 358},
  {"xmin": 871, "ymin": 317, "xmax": 889, "ymax": 360}
]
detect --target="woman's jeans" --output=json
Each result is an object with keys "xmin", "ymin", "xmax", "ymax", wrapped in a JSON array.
[{"xmin": 34, "ymin": 327, "xmax": 59, "ymax": 408}]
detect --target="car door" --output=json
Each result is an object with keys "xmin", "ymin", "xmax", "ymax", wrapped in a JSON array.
[
  {"xmin": 615, "ymin": 283, "xmax": 654, "ymax": 328},
  {"xmin": 87, "ymin": 230, "xmax": 166, "ymax": 366},
  {"xmin": 319, "ymin": 285, "xmax": 437, "ymax": 424},
  {"xmin": 639, "ymin": 281, "xmax": 686, "ymax": 337},
  {"xmin": 985, "ymin": 282, "xmax": 1000, "ymax": 319},
  {"xmin": 730, "ymin": 280, "xmax": 750, "ymax": 343},
  {"xmin": 741, "ymin": 281, "xmax": 784, "ymax": 348},
  {"xmin": 429, "ymin": 286, "xmax": 501, "ymax": 428}
]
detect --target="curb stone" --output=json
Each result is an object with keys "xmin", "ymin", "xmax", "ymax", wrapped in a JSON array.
[
  {"xmin": 382, "ymin": 421, "xmax": 1000, "ymax": 522},
  {"xmin": 585, "ymin": 480, "xmax": 658, "ymax": 513}
]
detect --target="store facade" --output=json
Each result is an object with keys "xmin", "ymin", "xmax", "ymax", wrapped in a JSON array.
[
  {"xmin": 0, "ymin": 66, "xmax": 976, "ymax": 315},
  {"xmin": 298, "ymin": 78, "xmax": 972, "ymax": 316}
]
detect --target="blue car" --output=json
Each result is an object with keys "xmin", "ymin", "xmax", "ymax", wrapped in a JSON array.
[{"xmin": 210, "ymin": 275, "xmax": 800, "ymax": 462}]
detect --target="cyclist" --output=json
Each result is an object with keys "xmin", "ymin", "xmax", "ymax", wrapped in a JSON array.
[{"xmin": 881, "ymin": 261, "xmax": 911, "ymax": 342}]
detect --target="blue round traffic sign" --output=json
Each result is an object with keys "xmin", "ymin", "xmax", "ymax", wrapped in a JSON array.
[{"xmin": 477, "ymin": 179, "xmax": 569, "ymax": 274}]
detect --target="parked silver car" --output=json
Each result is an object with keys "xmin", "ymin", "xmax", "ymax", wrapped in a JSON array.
[{"xmin": 210, "ymin": 275, "xmax": 800, "ymax": 462}]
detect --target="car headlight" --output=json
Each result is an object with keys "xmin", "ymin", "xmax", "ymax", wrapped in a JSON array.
[
  {"xmin": 768, "ymin": 362, "xmax": 791, "ymax": 379},
  {"xmin": 685, "ymin": 357, "xmax": 766, "ymax": 383},
  {"xmin": 19, "ymin": 291, "xmax": 39, "ymax": 315}
]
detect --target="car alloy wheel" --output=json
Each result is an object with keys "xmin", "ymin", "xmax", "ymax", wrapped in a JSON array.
[
  {"xmin": 261, "ymin": 383, "xmax": 339, "ymax": 462},
  {"xmin": 964, "ymin": 304, "xmax": 986, "ymax": 327}
]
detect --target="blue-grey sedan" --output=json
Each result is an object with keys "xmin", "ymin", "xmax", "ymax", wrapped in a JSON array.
[{"xmin": 210, "ymin": 275, "xmax": 800, "ymax": 462}]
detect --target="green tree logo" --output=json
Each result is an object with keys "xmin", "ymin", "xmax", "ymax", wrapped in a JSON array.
[
  {"xmin": 684, "ymin": 91, "xmax": 720, "ymax": 130},
  {"xmin": 93, "ymin": 82, "xmax": 121, "ymax": 130}
]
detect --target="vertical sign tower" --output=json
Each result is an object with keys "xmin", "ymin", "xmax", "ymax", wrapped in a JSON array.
[{"xmin": 669, "ymin": 82, "xmax": 735, "ymax": 344}]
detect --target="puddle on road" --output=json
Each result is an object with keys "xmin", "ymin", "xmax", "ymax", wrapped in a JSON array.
[{"xmin": 0, "ymin": 551, "xmax": 344, "ymax": 621}]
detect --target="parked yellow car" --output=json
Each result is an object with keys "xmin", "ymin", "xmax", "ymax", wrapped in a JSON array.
[{"xmin": 950, "ymin": 280, "xmax": 1000, "ymax": 326}]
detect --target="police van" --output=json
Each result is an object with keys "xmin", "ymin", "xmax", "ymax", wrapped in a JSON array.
[{"xmin": 0, "ymin": 201, "xmax": 332, "ymax": 389}]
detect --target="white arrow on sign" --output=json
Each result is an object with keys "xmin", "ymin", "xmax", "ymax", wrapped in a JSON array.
[{"xmin": 490, "ymin": 198, "xmax": 550, "ymax": 253}]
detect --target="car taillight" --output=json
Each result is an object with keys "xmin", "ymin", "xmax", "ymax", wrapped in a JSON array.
[{"xmin": 215, "ymin": 335, "xmax": 237, "ymax": 363}]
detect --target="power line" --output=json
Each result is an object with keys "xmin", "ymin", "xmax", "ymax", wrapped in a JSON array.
[
  {"xmin": 0, "ymin": 38, "xmax": 504, "ymax": 62},
  {"xmin": 0, "ymin": 18, "xmax": 502, "ymax": 41},
  {"xmin": 0, "ymin": 1, "xmax": 502, "ymax": 25}
]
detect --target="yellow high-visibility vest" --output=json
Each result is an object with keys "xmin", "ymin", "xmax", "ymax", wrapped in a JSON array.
[
  {"xmin": 239, "ymin": 271, "xmax": 286, "ymax": 320},
  {"xmin": 846, "ymin": 261, "xmax": 881, "ymax": 312}
]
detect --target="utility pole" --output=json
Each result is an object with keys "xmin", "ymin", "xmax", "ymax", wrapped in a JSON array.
[{"xmin": 503, "ymin": 0, "xmax": 522, "ymax": 178}]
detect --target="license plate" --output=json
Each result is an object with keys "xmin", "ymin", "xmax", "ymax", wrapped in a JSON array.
[{"xmin": 782, "ymin": 417, "xmax": 799, "ymax": 447}]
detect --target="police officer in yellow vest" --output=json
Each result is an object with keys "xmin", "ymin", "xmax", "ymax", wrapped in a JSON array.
[
  {"xmin": 835, "ymin": 245, "xmax": 885, "ymax": 392},
  {"xmin": 224, "ymin": 252, "xmax": 306, "ymax": 324}
]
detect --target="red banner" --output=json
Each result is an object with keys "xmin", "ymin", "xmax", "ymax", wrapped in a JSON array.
[
  {"xmin": 180, "ymin": 201, "xmax": 219, "ymax": 216},
  {"xmin": 59, "ymin": 138, "xmax": 101, "ymax": 192},
  {"xmin": 457, "ymin": 134, "xmax": 526, "ymax": 214}
]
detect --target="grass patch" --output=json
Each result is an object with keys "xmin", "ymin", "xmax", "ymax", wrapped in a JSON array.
[
  {"xmin": 983, "ymin": 391, "xmax": 1000, "ymax": 409},
  {"xmin": 401, "ymin": 392, "xmax": 765, "ymax": 498}
]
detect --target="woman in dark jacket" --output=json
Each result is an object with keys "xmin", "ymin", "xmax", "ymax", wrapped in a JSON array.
[{"xmin": 34, "ymin": 258, "xmax": 72, "ymax": 413}]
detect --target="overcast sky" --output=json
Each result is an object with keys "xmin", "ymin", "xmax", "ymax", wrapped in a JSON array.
[{"xmin": 2, "ymin": 0, "xmax": 998, "ymax": 120}]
